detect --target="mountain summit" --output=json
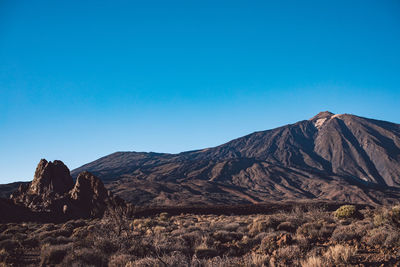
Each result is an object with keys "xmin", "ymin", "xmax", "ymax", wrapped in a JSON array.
[
  {"xmin": 69, "ymin": 112, "xmax": 400, "ymax": 205},
  {"xmin": 309, "ymin": 111, "xmax": 335, "ymax": 121}
]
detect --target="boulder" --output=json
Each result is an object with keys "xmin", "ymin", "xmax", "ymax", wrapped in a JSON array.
[{"xmin": 70, "ymin": 171, "xmax": 110, "ymax": 217}]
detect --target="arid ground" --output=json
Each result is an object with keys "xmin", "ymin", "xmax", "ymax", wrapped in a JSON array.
[{"xmin": 1, "ymin": 204, "xmax": 400, "ymax": 266}]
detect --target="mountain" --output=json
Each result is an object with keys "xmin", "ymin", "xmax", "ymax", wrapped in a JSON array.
[{"xmin": 69, "ymin": 112, "xmax": 400, "ymax": 206}]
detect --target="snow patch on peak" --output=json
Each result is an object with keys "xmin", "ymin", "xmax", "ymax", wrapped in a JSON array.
[
  {"xmin": 314, "ymin": 118, "xmax": 328, "ymax": 129},
  {"xmin": 331, "ymin": 114, "xmax": 344, "ymax": 119}
]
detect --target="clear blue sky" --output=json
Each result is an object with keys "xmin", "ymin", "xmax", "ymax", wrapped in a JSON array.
[{"xmin": 1, "ymin": 0, "xmax": 399, "ymax": 183}]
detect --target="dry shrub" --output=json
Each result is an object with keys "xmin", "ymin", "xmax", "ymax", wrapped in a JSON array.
[
  {"xmin": 191, "ymin": 255, "xmax": 237, "ymax": 267},
  {"xmin": 301, "ymin": 256, "xmax": 323, "ymax": 267},
  {"xmin": 277, "ymin": 221, "xmax": 296, "ymax": 233},
  {"xmin": 194, "ymin": 235, "xmax": 218, "ymax": 259},
  {"xmin": 0, "ymin": 235, "xmax": 12, "ymax": 243},
  {"xmin": 373, "ymin": 206, "xmax": 400, "ymax": 227},
  {"xmin": 41, "ymin": 235, "xmax": 72, "ymax": 246},
  {"xmin": 22, "ymin": 236, "xmax": 39, "ymax": 248},
  {"xmin": 61, "ymin": 247, "xmax": 108, "ymax": 267},
  {"xmin": 242, "ymin": 253, "xmax": 270, "ymax": 266},
  {"xmin": 0, "ymin": 248, "xmax": 9, "ymax": 263},
  {"xmin": 259, "ymin": 232, "xmax": 287, "ymax": 254},
  {"xmin": 0, "ymin": 240, "xmax": 20, "ymax": 252},
  {"xmin": 248, "ymin": 216, "xmax": 280, "ymax": 236},
  {"xmin": 127, "ymin": 253, "xmax": 189, "ymax": 267},
  {"xmin": 126, "ymin": 257, "xmax": 161, "ymax": 267},
  {"xmin": 34, "ymin": 223, "xmax": 56, "ymax": 234},
  {"xmin": 71, "ymin": 226, "xmax": 90, "ymax": 239},
  {"xmin": 40, "ymin": 243, "xmax": 72, "ymax": 266},
  {"xmin": 373, "ymin": 213, "xmax": 389, "ymax": 227},
  {"xmin": 13, "ymin": 233, "xmax": 27, "ymax": 241},
  {"xmin": 296, "ymin": 221, "xmax": 325, "ymax": 241},
  {"xmin": 236, "ymin": 235, "xmax": 258, "ymax": 253},
  {"xmin": 95, "ymin": 238, "xmax": 120, "ymax": 255},
  {"xmin": 158, "ymin": 212, "xmax": 170, "ymax": 222},
  {"xmin": 213, "ymin": 230, "xmax": 242, "ymax": 243},
  {"xmin": 331, "ymin": 221, "xmax": 370, "ymax": 242},
  {"xmin": 391, "ymin": 205, "xmax": 400, "ymax": 223},
  {"xmin": 108, "ymin": 253, "xmax": 135, "ymax": 267},
  {"xmin": 323, "ymin": 244, "xmax": 355, "ymax": 265},
  {"xmin": 2, "ymin": 227, "xmax": 22, "ymax": 236},
  {"xmin": 194, "ymin": 246, "xmax": 218, "ymax": 259},
  {"xmin": 274, "ymin": 245, "xmax": 301, "ymax": 265},
  {"xmin": 295, "ymin": 234, "xmax": 310, "ymax": 251},
  {"xmin": 222, "ymin": 222, "xmax": 240, "ymax": 232},
  {"xmin": 37, "ymin": 228, "xmax": 72, "ymax": 241},
  {"xmin": 0, "ymin": 239, "xmax": 22, "ymax": 265},
  {"xmin": 362, "ymin": 225, "xmax": 400, "ymax": 248}
]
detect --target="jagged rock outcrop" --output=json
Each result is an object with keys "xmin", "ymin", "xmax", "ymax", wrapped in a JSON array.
[
  {"xmin": 29, "ymin": 159, "xmax": 73, "ymax": 195},
  {"xmin": 69, "ymin": 171, "xmax": 125, "ymax": 217},
  {"xmin": 9, "ymin": 159, "xmax": 127, "ymax": 220},
  {"xmin": 71, "ymin": 171, "xmax": 108, "ymax": 202},
  {"xmin": 10, "ymin": 159, "xmax": 73, "ymax": 213}
]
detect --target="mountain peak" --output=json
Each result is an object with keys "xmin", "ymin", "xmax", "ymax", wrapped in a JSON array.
[{"xmin": 309, "ymin": 111, "xmax": 335, "ymax": 121}]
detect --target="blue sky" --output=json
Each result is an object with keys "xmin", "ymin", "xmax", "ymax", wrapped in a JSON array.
[{"xmin": 1, "ymin": 0, "xmax": 399, "ymax": 183}]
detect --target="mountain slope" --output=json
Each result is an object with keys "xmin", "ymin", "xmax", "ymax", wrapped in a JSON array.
[{"xmin": 71, "ymin": 112, "xmax": 400, "ymax": 206}]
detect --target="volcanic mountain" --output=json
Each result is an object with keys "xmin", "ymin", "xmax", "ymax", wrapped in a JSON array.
[{"xmin": 67, "ymin": 112, "xmax": 400, "ymax": 206}]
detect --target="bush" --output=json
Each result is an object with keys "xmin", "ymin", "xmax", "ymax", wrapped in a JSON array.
[
  {"xmin": 0, "ymin": 249, "xmax": 9, "ymax": 263},
  {"xmin": 41, "ymin": 236, "xmax": 72, "ymax": 246},
  {"xmin": 362, "ymin": 226, "xmax": 400, "ymax": 248},
  {"xmin": 259, "ymin": 232, "xmax": 282, "ymax": 254},
  {"xmin": 331, "ymin": 222, "xmax": 370, "ymax": 242},
  {"xmin": 213, "ymin": 230, "xmax": 242, "ymax": 243},
  {"xmin": 296, "ymin": 222, "xmax": 324, "ymax": 241},
  {"xmin": 373, "ymin": 213, "xmax": 389, "ymax": 227},
  {"xmin": 323, "ymin": 244, "xmax": 355, "ymax": 265},
  {"xmin": 0, "ymin": 240, "xmax": 20, "ymax": 252},
  {"xmin": 158, "ymin": 212, "xmax": 170, "ymax": 222},
  {"xmin": 194, "ymin": 247, "xmax": 218, "ymax": 258},
  {"xmin": 301, "ymin": 255, "xmax": 323, "ymax": 267},
  {"xmin": 40, "ymin": 244, "xmax": 71, "ymax": 266},
  {"xmin": 274, "ymin": 245, "xmax": 301, "ymax": 264},
  {"xmin": 277, "ymin": 221, "xmax": 296, "ymax": 233},
  {"xmin": 390, "ymin": 206, "xmax": 400, "ymax": 225},
  {"xmin": 334, "ymin": 205, "xmax": 358, "ymax": 219},
  {"xmin": 61, "ymin": 248, "xmax": 108, "ymax": 267},
  {"xmin": 22, "ymin": 237, "xmax": 39, "ymax": 248},
  {"xmin": 248, "ymin": 216, "xmax": 279, "ymax": 236},
  {"xmin": 108, "ymin": 254, "xmax": 135, "ymax": 267}
]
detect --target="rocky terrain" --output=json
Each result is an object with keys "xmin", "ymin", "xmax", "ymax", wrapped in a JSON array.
[
  {"xmin": 1, "ymin": 203, "xmax": 400, "ymax": 266},
  {"xmin": 69, "ymin": 111, "xmax": 400, "ymax": 206},
  {"xmin": 1, "ymin": 159, "xmax": 127, "ymax": 223},
  {"xmin": 1, "ymin": 112, "xmax": 400, "ymax": 266}
]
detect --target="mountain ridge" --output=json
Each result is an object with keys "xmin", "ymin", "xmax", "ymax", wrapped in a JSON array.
[{"xmin": 67, "ymin": 112, "xmax": 400, "ymax": 206}]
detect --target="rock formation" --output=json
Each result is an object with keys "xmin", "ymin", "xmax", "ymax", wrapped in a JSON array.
[
  {"xmin": 29, "ymin": 159, "xmax": 73, "ymax": 195},
  {"xmin": 9, "ymin": 159, "xmax": 126, "ymax": 220}
]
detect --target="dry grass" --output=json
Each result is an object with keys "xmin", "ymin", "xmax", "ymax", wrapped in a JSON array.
[{"xmin": 0, "ymin": 205, "xmax": 400, "ymax": 266}]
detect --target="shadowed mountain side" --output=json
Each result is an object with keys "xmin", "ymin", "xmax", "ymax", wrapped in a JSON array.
[{"xmin": 105, "ymin": 159, "xmax": 400, "ymax": 206}]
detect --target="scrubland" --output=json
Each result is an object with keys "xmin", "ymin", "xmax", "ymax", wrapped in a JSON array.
[{"xmin": 1, "ymin": 205, "xmax": 400, "ymax": 266}]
